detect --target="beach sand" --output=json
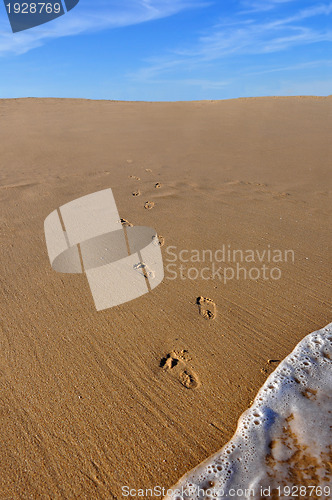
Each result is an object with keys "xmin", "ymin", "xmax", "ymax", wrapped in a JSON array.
[{"xmin": 0, "ymin": 97, "xmax": 331, "ymax": 499}]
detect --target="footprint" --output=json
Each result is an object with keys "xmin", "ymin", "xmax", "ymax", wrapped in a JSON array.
[
  {"xmin": 197, "ymin": 297, "xmax": 216, "ymax": 320},
  {"xmin": 144, "ymin": 201, "xmax": 155, "ymax": 210},
  {"xmin": 155, "ymin": 183, "xmax": 161, "ymax": 189},
  {"xmin": 152, "ymin": 235, "xmax": 165, "ymax": 247},
  {"xmin": 160, "ymin": 350, "xmax": 200, "ymax": 390},
  {"xmin": 272, "ymin": 192, "xmax": 291, "ymax": 199},
  {"xmin": 129, "ymin": 175, "xmax": 140, "ymax": 181},
  {"xmin": 132, "ymin": 190, "xmax": 141, "ymax": 197},
  {"xmin": 145, "ymin": 168, "xmax": 152, "ymax": 172},
  {"xmin": 120, "ymin": 218, "xmax": 133, "ymax": 227},
  {"xmin": 261, "ymin": 359, "xmax": 280, "ymax": 374},
  {"xmin": 0, "ymin": 182, "xmax": 40, "ymax": 190},
  {"xmin": 179, "ymin": 370, "xmax": 199, "ymax": 389},
  {"xmin": 133, "ymin": 262, "xmax": 155, "ymax": 279}
]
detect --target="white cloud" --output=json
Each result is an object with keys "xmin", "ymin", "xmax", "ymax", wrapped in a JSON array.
[
  {"xmin": 129, "ymin": 1, "xmax": 332, "ymax": 93},
  {"xmin": 245, "ymin": 58, "xmax": 332, "ymax": 76},
  {"xmin": 169, "ymin": 2, "xmax": 332, "ymax": 60},
  {"xmin": 269, "ymin": 2, "xmax": 332, "ymax": 27},
  {"xmin": 273, "ymin": 77, "xmax": 332, "ymax": 96},
  {"xmin": 0, "ymin": 0, "xmax": 208, "ymax": 56},
  {"xmin": 240, "ymin": 0, "xmax": 297, "ymax": 14}
]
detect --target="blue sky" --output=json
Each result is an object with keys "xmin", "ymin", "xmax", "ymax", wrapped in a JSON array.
[{"xmin": 0, "ymin": 0, "xmax": 331, "ymax": 100}]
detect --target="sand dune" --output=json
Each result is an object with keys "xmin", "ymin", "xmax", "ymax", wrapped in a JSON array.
[{"xmin": 0, "ymin": 97, "xmax": 331, "ymax": 498}]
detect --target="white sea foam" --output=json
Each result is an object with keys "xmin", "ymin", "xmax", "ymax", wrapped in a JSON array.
[{"xmin": 165, "ymin": 323, "xmax": 332, "ymax": 500}]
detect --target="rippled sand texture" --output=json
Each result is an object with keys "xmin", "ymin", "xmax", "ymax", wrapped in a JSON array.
[{"xmin": 0, "ymin": 97, "xmax": 331, "ymax": 498}]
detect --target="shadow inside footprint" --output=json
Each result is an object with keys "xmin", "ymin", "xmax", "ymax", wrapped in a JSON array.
[
  {"xmin": 160, "ymin": 355, "xmax": 178, "ymax": 369},
  {"xmin": 180, "ymin": 370, "xmax": 199, "ymax": 390},
  {"xmin": 120, "ymin": 218, "xmax": 133, "ymax": 227},
  {"xmin": 144, "ymin": 201, "xmax": 155, "ymax": 210},
  {"xmin": 152, "ymin": 235, "xmax": 165, "ymax": 247},
  {"xmin": 160, "ymin": 350, "xmax": 200, "ymax": 390}
]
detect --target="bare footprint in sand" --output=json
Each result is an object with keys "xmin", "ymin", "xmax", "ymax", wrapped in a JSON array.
[
  {"xmin": 261, "ymin": 359, "xmax": 281, "ymax": 374},
  {"xmin": 160, "ymin": 350, "xmax": 200, "ymax": 390},
  {"xmin": 145, "ymin": 168, "xmax": 152, "ymax": 172},
  {"xmin": 129, "ymin": 175, "xmax": 140, "ymax": 181},
  {"xmin": 152, "ymin": 235, "xmax": 165, "ymax": 247},
  {"xmin": 155, "ymin": 183, "xmax": 161, "ymax": 189},
  {"xmin": 197, "ymin": 297, "xmax": 216, "ymax": 320},
  {"xmin": 132, "ymin": 190, "xmax": 141, "ymax": 196},
  {"xmin": 120, "ymin": 218, "xmax": 133, "ymax": 227},
  {"xmin": 144, "ymin": 201, "xmax": 155, "ymax": 210},
  {"xmin": 133, "ymin": 261, "xmax": 155, "ymax": 280}
]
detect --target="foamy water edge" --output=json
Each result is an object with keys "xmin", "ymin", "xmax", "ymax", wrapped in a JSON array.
[{"xmin": 165, "ymin": 322, "xmax": 332, "ymax": 499}]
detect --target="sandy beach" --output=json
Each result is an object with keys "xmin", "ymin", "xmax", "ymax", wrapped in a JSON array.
[{"xmin": 0, "ymin": 96, "xmax": 331, "ymax": 499}]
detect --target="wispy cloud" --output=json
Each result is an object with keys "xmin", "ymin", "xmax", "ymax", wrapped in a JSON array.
[
  {"xmin": 177, "ymin": 2, "xmax": 332, "ymax": 59},
  {"xmin": 132, "ymin": 0, "xmax": 332, "ymax": 80},
  {"xmin": 0, "ymin": 0, "xmax": 208, "ymax": 56},
  {"xmin": 128, "ymin": 0, "xmax": 332, "ymax": 96},
  {"xmin": 138, "ymin": 77, "xmax": 231, "ymax": 89},
  {"xmin": 1, "ymin": 0, "xmax": 331, "ymax": 99},
  {"xmin": 244, "ymin": 58, "xmax": 332, "ymax": 77},
  {"xmin": 269, "ymin": 3, "xmax": 332, "ymax": 26},
  {"xmin": 277, "ymin": 77, "xmax": 332, "ymax": 95},
  {"xmin": 240, "ymin": 0, "xmax": 297, "ymax": 14}
]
